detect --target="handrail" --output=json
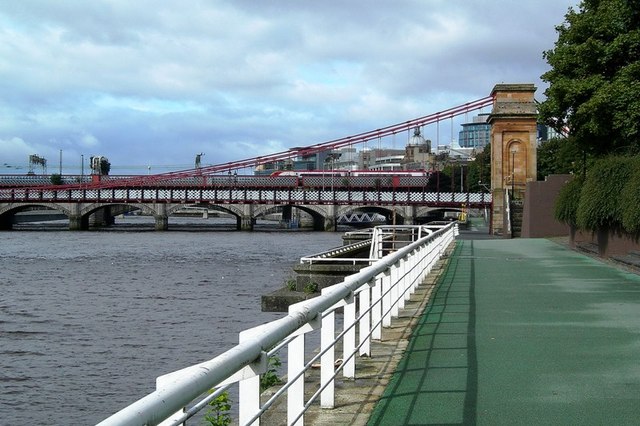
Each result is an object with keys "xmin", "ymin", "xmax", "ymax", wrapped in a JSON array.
[
  {"xmin": 96, "ymin": 223, "xmax": 458, "ymax": 426},
  {"xmin": 299, "ymin": 239, "xmax": 371, "ymax": 263}
]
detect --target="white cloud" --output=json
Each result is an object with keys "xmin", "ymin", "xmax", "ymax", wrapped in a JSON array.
[{"xmin": 0, "ymin": 0, "xmax": 580, "ymax": 174}]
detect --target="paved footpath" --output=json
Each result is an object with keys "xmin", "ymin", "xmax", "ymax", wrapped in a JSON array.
[{"xmin": 367, "ymin": 238, "xmax": 640, "ymax": 425}]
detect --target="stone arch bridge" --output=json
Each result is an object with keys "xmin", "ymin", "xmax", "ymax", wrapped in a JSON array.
[{"xmin": 0, "ymin": 185, "xmax": 489, "ymax": 231}]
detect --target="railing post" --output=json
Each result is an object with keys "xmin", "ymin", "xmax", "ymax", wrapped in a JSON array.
[
  {"xmin": 288, "ymin": 334, "xmax": 305, "ymax": 426},
  {"xmin": 382, "ymin": 270, "xmax": 392, "ymax": 328},
  {"xmin": 397, "ymin": 257, "xmax": 406, "ymax": 310},
  {"xmin": 390, "ymin": 264, "xmax": 400, "ymax": 319},
  {"xmin": 405, "ymin": 251, "xmax": 416, "ymax": 300},
  {"xmin": 358, "ymin": 283, "xmax": 372, "ymax": 356},
  {"xmin": 239, "ymin": 375, "xmax": 260, "ymax": 426},
  {"xmin": 343, "ymin": 292, "xmax": 356, "ymax": 379},
  {"xmin": 321, "ymin": 311, "xmax": 335, "ymax": 408},
  {"xmin": 372, "ymin": 274, "xmax": 383, "ymax": 340}
]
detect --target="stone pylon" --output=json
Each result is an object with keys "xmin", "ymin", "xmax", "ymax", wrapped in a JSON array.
[{"xmin": 488, "ymin": 84, "xmax": 538, "ymax": 236}]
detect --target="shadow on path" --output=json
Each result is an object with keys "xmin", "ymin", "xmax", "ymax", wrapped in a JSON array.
[{"xmin": 368, "ymin": 241, "xmax": 478, "ymax": 425}]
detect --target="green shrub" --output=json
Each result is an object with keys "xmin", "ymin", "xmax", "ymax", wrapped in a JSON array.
[
  {"xmin": 621, "ymin": 157, "xmax": 640, "ymax": 234},
  {"xmin": 303, "ymin": 281, "xmax": 318, "ymax": 294},
  {"xmin": 285, "ymin": 278, "xmax": 297, "ymax": 291},
  {"xmin": 576, "ymin": 156, "xmax": 634, "ymax": 231},
  {"xmin": 50, "ymin": 174, "xmax": 63, "ymax": 185},
  {"xmin": 260, "ymin": 354, "xmax": 282, "ymax": 391},
  {"xmin": 203, "ymin": 391, "xmax": 231, "ymax": 426},
  {"xmin": 554, "ymin": 175, "xmax": 584, "ymax": 227}
]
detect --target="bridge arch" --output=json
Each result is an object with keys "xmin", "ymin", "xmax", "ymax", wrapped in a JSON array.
[
  {"xmin": 164, "ymin": 203, "xmax": 241, "ymax": 217},
  {"xmin": 292, "ymin": 205, "xmax": 331, "ymax": 230},
  {"xmin": 0, "ymin": 202, "xmax": 73, "ymax": 218},
  {"xmin": 0, "ymin": 202, "xmax": 73, "ymax": 230},
  {"xmin": 252, "ymin": 204, "xmax": 282, "ymax": 219}
]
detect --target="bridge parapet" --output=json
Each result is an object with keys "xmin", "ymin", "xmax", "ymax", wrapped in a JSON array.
[{"xmin": 0, "ymin": 185, "xmax": 491, "ymax": 207}]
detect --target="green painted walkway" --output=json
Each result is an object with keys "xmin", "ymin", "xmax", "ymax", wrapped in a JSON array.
[{"xmin": 368, "ymin": 239, "xmax": 640, "ymax": 425}]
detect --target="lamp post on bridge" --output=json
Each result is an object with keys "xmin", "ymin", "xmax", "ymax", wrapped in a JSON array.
[{"xmin": 324, "ymin": 153, "xmax": 337, "ymax": 194}]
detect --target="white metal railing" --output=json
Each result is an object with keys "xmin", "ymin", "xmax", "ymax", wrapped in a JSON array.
[
  {"xmin": 299, "ymin": 239, "xmax": 372, "ymax": 264},
  {"xmin": 369, "ymin": 225, "xmax": 435, "ymax": 260},
  {"xmin": 96, "ymin": 223, "xmax": 458, "ymax": 426}
]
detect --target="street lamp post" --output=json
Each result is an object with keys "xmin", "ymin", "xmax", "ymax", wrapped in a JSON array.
[
  {"xmin": 510, "ymin": 149, "xmax": 516, "ymax": 195},
  {"xmin": 331, "ymin": 156, "xmax": 335, "ymax": 193}
]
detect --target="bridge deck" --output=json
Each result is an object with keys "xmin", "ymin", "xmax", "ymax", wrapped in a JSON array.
[{"xmin": 367, "ymin": 238, "xmax": 640, "ymax": 425}]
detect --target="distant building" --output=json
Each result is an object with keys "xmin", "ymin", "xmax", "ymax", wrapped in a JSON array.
[
  {"xmin": 537, "ymin": 123, "xmax": 566, "ymax": 143},
  {"xmin": 358, "ymin": 148, "xmax": 405, "ymax": 170},
  {"xmin": 458, "ymin": 113, "xmax": 491, "ymax": 149},
  {"xmin": 403, "ymin": 127, "xmax": 432, "ymax": 170}
]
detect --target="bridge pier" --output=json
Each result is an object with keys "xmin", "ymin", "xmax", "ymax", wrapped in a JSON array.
[
  {"xmin": 69, "ymin": 215, "xmax": 89, "ymax": 231},
  {"xmin": 322, "ymin": 204, "xmax": 337, "ymax": 231},
  {"xmin": 155, "ymin": 215, "xmax": 169, "ymax": 231},
  {"xmin": 90, "ymin": 206, "xmax": 115, "ymax": 227},
  {"xmin": 238, "ymin": 204, "xmax": 254, "ymax": 231},
  {"xmin": 402, "ymin": 206, "xmax": 416, "ymax": 225},
  {"xmin": 238, "ymin": 216, "xmax": 254, "ymax": 231},
  {"xmin": 323, "ymin": 216, "xmax": 336, "ymax": 231},
  {"xmin": 153, "ymin": 204, "xmax": 169, "ymax": 231}
]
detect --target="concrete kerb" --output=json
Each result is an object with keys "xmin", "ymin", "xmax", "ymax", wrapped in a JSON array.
[{"xmin": 258, "ymin": 242, "xmax": 455, "ymax": 425}]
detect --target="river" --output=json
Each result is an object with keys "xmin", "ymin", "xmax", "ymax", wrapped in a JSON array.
[{"xmin": 0, "ymin": 219, "xmax": 343, "ymax": 425}]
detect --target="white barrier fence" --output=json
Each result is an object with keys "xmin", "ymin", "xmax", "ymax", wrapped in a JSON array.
[{"xmin": 97, "ymin": 223, "xmax": 458, "ymax": 426}]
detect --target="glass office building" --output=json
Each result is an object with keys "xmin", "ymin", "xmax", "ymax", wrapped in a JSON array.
[{"xmin": 458, "ymin": 113, "xmax": 491, "ymax": 149}]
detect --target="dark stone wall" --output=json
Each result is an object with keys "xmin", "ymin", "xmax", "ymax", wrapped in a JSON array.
[
  {"xmin": 572, "ymin": 228, "xmax": 640, "ymax": 257},
  {"xmin": 521, "ymin": 174, "xmax": 571, "ymax": 238}
]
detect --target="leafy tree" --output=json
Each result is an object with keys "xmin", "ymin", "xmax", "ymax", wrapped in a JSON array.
[
  {"xmin": 536, "ymin": 136, "xmax": 585, "ymax": 178},
  {"xmin": 466, "ymin": 144, "xmax": 491, "ymax": 192},
  {"xmin": 539, "ymin": 0, "xmax": 640, "ymax": 156},
  {"xmin": 100, "ymin": 158, "xmax": 111, "ymax": 175},
  {"xmin": 50, "ymin": 174, "xmax": 63, "ymax": 185},
  {"xmin": 441, "ymin": 163, "xmax": 461, "ymax": 192}
]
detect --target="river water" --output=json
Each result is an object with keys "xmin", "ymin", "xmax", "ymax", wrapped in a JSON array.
[{"xmin": 0, "ymin": 219, "xmax": 343, "ymax": 425}]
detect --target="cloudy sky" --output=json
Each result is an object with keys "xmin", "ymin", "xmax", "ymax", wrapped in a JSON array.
[{"xmin": 0, "ymin": 0, "xmax": 579, "ymax": 175}]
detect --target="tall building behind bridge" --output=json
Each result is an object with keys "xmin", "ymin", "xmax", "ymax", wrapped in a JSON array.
[{"xmin": 458, "ymin": 113, "xmax": 491, "ymax": 149}]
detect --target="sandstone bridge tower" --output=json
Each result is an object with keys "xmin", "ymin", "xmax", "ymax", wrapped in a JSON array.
[{"xmin": 488, "ymin": 84, "xmax": 537, "ymax": 236}]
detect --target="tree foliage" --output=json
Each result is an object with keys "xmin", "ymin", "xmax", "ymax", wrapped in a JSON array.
[
  {"xmin": 620, "ymin": 157, "xmax": 640, "ymax": 233},
  {"xmin": 575, "ymin": 156, "xmax": 634, "ymax": 231},
  {"xmin": 536, "ymin": 136, "xmax": 585, "ymax": 178},
  {"xmin": 539, "ymin": 0, "xmax": 640, "ymax": 156},
  {"xmin": 554, "ymin": 175, "xmax": 584, "ymax": 227},
  {"xmin": 50, "ymin": 174, "xmax": 63, "ymax": 185},
  {"xmin": 99, "ymin": 158, "xmax": 111, "ymax": 175},
  {"xmin": 466, "ymin": 144, "xmax": 491, "ymax": 192}
]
